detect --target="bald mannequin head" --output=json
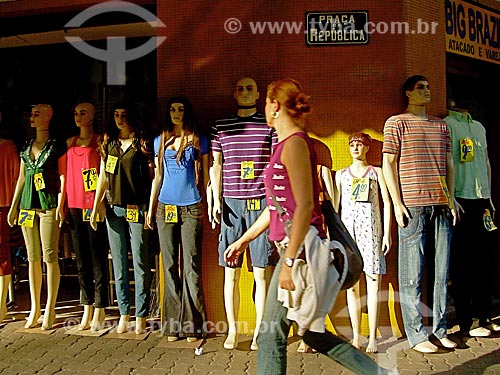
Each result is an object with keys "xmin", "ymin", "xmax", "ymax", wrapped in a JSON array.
[
  {"xmin": 234, "ymin": 77, "xmax": 259, "ymax": 107},
  {"xmin": 30, "ymin": 104, "xmax": 53, "ymax": 130},
  {"xmin": 74, "ymin": 103, "xmax": 95, "ymax": 128}
]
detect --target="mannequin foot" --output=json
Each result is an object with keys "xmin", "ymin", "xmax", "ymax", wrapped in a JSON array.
[
  {"xmin": 223, "ymin": 330, "xmax": 238, "ymax": 349},
  {"xmin": 167, "ymin": 336, "xmax": 178, "ymax": 342},
  {"xmin": 489, "ymin": 322, "xmax": 500, "ymax": 332},
  {"xmin": 25, "ymin": 309, "xmax": 42, "ymax": 329},
  {"xmin": 413, "ymin": 341, "xmax": 438, "ymax": 353},
  {"xmin": 90, "ymin": 308, "xmax": 106, "ymax": 332},
  {"xmin": 116, "ymin": 314, "xmax": 130, "ymax": 334},
  {"xmin": 0, "ymin": 304, "xmax": 7, "ymax": 322},
  {"xmin": 297, "ymin": 340, "xmax": 316, "ymax": 353},
  {"xmin": 79, "ymin": 305, "xmax": 93, "ymax": 330},
  {"xmin": 469, "ymin": 327, "xmax": 491, "ymax": 337},
  {"xmin": 187, "ymin": 337, "xmax": 198, "ymax": 343},
  {"xmin": 438, "ymin": 337, "xmax": 457, "ymax": 349},
  {"xmin": 135, "ymin": 317, "xmax": 147, "ymax": 334},
  {"xmin": 250, "ymin": 340, "xmax": 258, "ymax": 351},
  {"xmin": 41, "ymin": 309, "xmax": 56, "ymax": 330},
  {"xmin": 351, "ymin": 335, "xmax": 361, "ymax": 349},
  {"xmin": 366, "ymin": 337, "xmax": 378, "ymax": 353}
]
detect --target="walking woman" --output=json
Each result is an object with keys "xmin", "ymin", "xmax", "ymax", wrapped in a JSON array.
[{"xmin": 147, "ymin": 97, "xmax": 208, "ymax": 342}]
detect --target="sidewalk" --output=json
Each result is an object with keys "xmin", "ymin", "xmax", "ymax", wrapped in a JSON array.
[{"xmin": 1, "ymin": 306, "xmax": 500, "ymax": 375}]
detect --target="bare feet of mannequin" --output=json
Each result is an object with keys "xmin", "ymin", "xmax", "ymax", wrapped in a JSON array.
[
  {"xmin": 25, "ymin": 309, "xmax": 42, "ymax": 329},
  {"xmin": 117, "ymin": 314, "xmax": 130, "ymax": 334},
  {"xmin": 413, "ymin": 340, "xmax": 438, "ymax": 353},
  {"xmin": 79, "ymin": 305, "xmax": 93, "ymax": 330},
  {"xmin": 41, "ymin": 308, "xmax": 56, "ymax": 330},
  {"xmin": 135, "ymin": 317, "xmax": 146, "ymax": 334},
  {"xmin": 366, "ymin": 337, "xmax": 378, "ymax": 353},
  {"xmin": 90, "ymin": 307, "xmax": 105, "ymax": 331}
]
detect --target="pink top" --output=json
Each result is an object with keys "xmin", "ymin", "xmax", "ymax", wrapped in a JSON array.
[
  {"xmin": 0, "ymin": 140, "xmax": 19, "ymax": 207},
  {"xmin": 264, "ymin": 132, "xmax": 326, "ymax": 241},
  {"xmin": 66, "ymin": 135, "xmax": 100, "ymax": 209}
]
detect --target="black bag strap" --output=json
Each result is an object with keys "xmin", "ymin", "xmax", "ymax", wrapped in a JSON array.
[{"xmin": 267, "ymin": 188, "xmax": 292, "ymax": 236}]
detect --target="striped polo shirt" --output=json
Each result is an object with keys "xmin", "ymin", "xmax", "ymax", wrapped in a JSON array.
[
  {"xmin": 382, "ymin": 112, "xmax": 451, "ymax": 207},
  {"xmin": 212, "ymin": 113, "xmax": 275, "ymax": 199}
]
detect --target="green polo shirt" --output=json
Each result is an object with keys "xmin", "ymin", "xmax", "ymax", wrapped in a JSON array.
[{"xmin": 444, "ymin": 110, "xmax": 490, "ymax": 199}]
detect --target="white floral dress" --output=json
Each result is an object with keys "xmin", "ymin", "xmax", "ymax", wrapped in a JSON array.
[{"xmin": 339, "ymin": 166, "xmax": 386, "ymax": 275}]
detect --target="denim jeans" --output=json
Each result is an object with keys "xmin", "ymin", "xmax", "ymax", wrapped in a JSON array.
[
  {"xmin": 106, "ymin": 206, "xmax": 151, "ymax": 317},
  {"xmin": 68, "ymin": 208, "xmax": 109, "ymax": 308},
  {"xmin": 257, "ymin": 258, "xmax": 389, "ymax": 375},
  {"xmin": 398, "ymin": 205, "xmax": 452, "ymax": 348},
  {"xmin": 156, "ymin": 202, "xmax": 207, "ymax": 338}
]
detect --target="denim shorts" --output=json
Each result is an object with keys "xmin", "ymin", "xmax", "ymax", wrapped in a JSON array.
[{"xmin": 218, "ymin": 197, "xmax": 275, "ymax": 268}]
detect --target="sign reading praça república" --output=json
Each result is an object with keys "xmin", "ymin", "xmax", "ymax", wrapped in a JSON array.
[
  {"xmin": 305, "ymin": 11, "xmax": 369, "ymax": 46},
  {"xmin": 445, "ymin": 0, "xmax": 500, "ymax": 65}
]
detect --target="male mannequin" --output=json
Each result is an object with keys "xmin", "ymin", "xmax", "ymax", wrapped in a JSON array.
[
  {"xmin": 65, "ymin": 103, "xmax": 108, "ymax": 331},
  {"xmin": 209, "ymin": 77, "xmax": 275, "ymax": 350},
  {"xmin": 382, "ymin": 76, "xmax": 457, "ymax": 353},
  {"xmin": 445, "ymin": 100, "xmax": 500, "ymax": 337},
  {"xmin": 8, "ymin": 104, "xmax": 64, "ymax": 330}
]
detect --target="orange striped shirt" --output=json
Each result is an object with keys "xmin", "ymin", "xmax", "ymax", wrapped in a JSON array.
[{"xmin": 382, "ymin": 112, "xmax": 451, "ymax": 207}]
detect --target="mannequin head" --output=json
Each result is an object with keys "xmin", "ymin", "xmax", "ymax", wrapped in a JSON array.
[
  {"xmin": 30, "ymin": 104, "xmax": 53, "ymax": 131},
  {"xmin": 106, "ymin": 101, "xmax": 142, "ymax": 139},
  {"xmin": 165, "ymin": 96, "xmax": 194, "ymax": 134},
  {"xmin": 403, "ymin": 75, "xmax": 430, "ymax": 105},
  {"xmin": 234, "ymin": 77, "xmax": 259, "ymax": 107},
  {"xmin": 74, "ymin": 103, "xmax": 95, "ymax": 129},
  {"xmin": 348, "ymin": 132, "xmax": 371, "ymax": 161}
]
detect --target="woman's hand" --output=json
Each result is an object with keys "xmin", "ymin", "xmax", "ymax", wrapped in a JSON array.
[
  {"xmin": 278, "ymin": 265, "xmax": 295, "ymax": 291},
  {"xmin": 224, "ymin": 238, "xmax": 249, "ymax": 267}
]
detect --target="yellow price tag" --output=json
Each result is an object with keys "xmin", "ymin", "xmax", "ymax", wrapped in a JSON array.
[
  {"xmin": 18, "ymin": 209, "xmax": 35, "ymax": 228},
  {"xmin": 82, "ymin": 208, "xmax": 101, "ymax": 222},
  {"xmin": 351, "ymin": 177, "xmax": 369, "ymax": 201},
  {"xmin": 34, "ymin": 173, "xmax": 46, "ymax": 191},
  {"xmin": 164, "ymin": 205, "xmax": 178, "ymax": 223},
  {"xmin": 241, "ymin": 161, "xmax": 255, "ymax": 179},
  {"xmin": 126, "ymin": 205, "xmax": 139, "ymax": 223},
  {"xmin": 105, "ymin": 155, "xmax": 119, "ymax": 174},
  {"xmin": 460, "ymin": 138, "xmax": 474, "ymax": 162},
  {"xmin": 247, "ymin": 199, "xmax": 261, "ymax": 211},
  {"xmin": 440, "ymin": 177, "xmax": 453, "ymax": 209},
  {"xmin": 483, "ymin": 209, "xmax": 497, "ymax": 231},
  {"xmin": 82, "ymin": 168, "xmax": 98, "ymax": 192}
]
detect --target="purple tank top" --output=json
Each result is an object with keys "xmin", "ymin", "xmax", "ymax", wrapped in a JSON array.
[{"xmin": 264, "ymin": 131, "xmax": 326, "ymax": 241}]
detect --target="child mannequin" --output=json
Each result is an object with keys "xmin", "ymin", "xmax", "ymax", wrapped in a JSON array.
[{"xmin": 334, "ymin": 132, "xmax": 392, "ymax": 352}]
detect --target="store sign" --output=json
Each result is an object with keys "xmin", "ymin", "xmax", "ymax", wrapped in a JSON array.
[
  {"xmin": 305, "ymin": 11, "xmax": 369, "ymax": 46},
  {"xmin": 445, "ymin": 0, "xmax": 500, "ymax": 65}
]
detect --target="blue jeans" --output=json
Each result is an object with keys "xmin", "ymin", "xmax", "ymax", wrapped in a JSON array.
[
  {"xmin": 257, "ymin": 258, "xmax": 389, "ymax": 375},
  {"xmin": 106, "ymin": 206, "xmax": 152, "ymax": 317},
  {"xmin": 398, "ymin": 205, "xmax": 452, "ymax": 347},
  {"xmin": 156, "ymin": 202, "xmax": 207, "ymax": 338}
]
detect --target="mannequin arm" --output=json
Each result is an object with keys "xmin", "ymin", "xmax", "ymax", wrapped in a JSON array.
[
  {"xmin": 376, "ymin": 166, "xmax": 392, "ymax": 255},
  {"xmin": 446, "ymin": 151, "xmax": 457, "ymax": 225},
  {"xmin": 7, "ymin": 159, "xmax": 26, "ymax": 227},
  {"xmin": 209, "ymin": 151, "xmax": 223, "ymax": 227},
  {"xmin": 334, "ymin": 170, "xmax": 341, "ymax": 212},
  {"xmin": 486, "ymin": 147, "xmax": 495, "ymax": 216},
  {"xmin": 147, "ymin": 155, "xmax": 163, "ymax": 230},
  {"xmin": 320, "ymin": 165, "xmax": 335, "ymax": 202},
  {"xmin": 56, "ymin": 155, "xmax": 67, "ymax": 226},
  {"xmin": 382, "ymin": 153, "xmax": 409, "ymax": 227},
  {"xmin": 90, "ymin": 160, "xmax": 107, "ymax": 231}
]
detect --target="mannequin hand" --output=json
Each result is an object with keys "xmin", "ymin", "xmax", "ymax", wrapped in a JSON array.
[
  {"xmin": 97, "ymin": 202, "xmax": 106, "ymax": 222},
  {"xmin": 224, "ymin": 239, "xmax": 248, "ymax": 267},
  {"xmin": 454, "ymin": 198, "xmax": 463, "ymax": 222},
  {"xmin": 278, "ymin": 265, "xmax": 295, "ymax": 291},
  {"xmin": 206, "ymin": 182, "xmax": 213, "ymax": 223},
  {"xmin": 211, "ymin": 198, "xmax": 221, "ymax": 229},
  {"xmin": 56, "ymin": 206, "xmax": 65, "ymax": 227},
  {"xmin": 489, "ymin": 198, "xmax": 495, "ymax": 219},
  {"xmin": 7, "ymin": 207, "xmax": 18, "ymax": 227},
  {"xmin": 394, "ymin": 203, "xmax": 410, "ymax": 228},
  {"xmin": 382, "ymin": 235, "xmax": 391, "ymax": 256},
  {"xmin": 90, "ymin": 209, "xmax": 98, "ymax": 231},
  {"xmin": 146, "ymin": 209, "xmax": 154, "ymax": 230}
]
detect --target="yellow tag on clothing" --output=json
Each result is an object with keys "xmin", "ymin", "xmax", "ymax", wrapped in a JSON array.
[
  {"xmin": 82, "ymin": 208, "xmax": 101, "ymax": 222},
  {"xmin": 483, "ymin": 209, "xmax": 497, "ymax": 231},
  {"xmin": 18, "ymin": 209, "xmax": 35, "ymax": 228},
  {"xmin": 164, "ymin": 205, "xmax": 178, "ymax": 223},
  {"xmin": 351, "ymin": 177, "xmax": 369, "ymax": 201},
  {"xmin": 126, "ymin": 205, "xmax": 139, "ymax": 223},
  {"xmin": 82, "ymin": 168, "xmax": 98, "ymax": 192},
  {"xmin": 105, "ymin": 155, "xmax": 118, "ymax": 174},
  {"xmin": 460, "ymin": 138, "xmax": 474, "ymax": 162},
  {"xmin": 439, "ymin": 177, "xmax": 453, "ymax": 209},
  {"xmin": 34, "ymin": 173, "xmax": 45, "ymax": 191},
  {"xmin": 241, "ymin": 161, "xmax": 255, "ymax": 179},
  {"xmin": 247, "ymin": 199, "xmax": 261, "ymax": 211}
]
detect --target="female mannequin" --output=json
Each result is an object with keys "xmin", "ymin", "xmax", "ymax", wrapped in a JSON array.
[
  {"xmin": 147, "ymin": 97, "xmax": 208, "ymax": 342},
  {"xmin": 334, "ymin": 132, "xmax": 392, "ymax": 352},
  {"xmin": 90, "ymin": 102, "xmax": 153, "ymax": 334},
  {"xmin": 65, "ymin": 103, "xmax": 109, "ymax": 331},
  {"xmin": 8, "ymin": 104, "xmax": 65, "ymax": 330}
]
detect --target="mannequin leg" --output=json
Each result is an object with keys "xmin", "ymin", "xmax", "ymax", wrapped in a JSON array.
[
  {"xmin": 42, "ymin": 261, "xmax": 60, "ymax": 330},
  {"xmin": 366, "ymin": 273, "xmax": 382, "ymax": 353},
  {"xmin": 251, "ymin": 267, "xmax": 271, "ymax": 350},
  {"xmin": 79, "ymin": 305, "xmax": 93, "ymax": 330},
  {"xmin": 0, "ymin": 274, "xmax": 11, "ymax": 322},
  {"xmin": 91, "ymin": 307, "xmax": 106, "ymax": 331},
  {"xmin": 346, "ymin": 279, "xmax": 361, "ymax": 348},
  {"xmin": 224, "ymin": 267, "xmax": 241, "ymax": 349},
  {"xmin": 25, "ymin": 260, "xmax": 42, "ymax": 328}
]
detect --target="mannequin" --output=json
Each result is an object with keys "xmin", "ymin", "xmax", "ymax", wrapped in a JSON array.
[
  {"xmin": 334, "ymin": 132, "xmax": 392, "ymax": 353},
  {"xmin": 147, "ymin": 97, "xmax": 208, "ymax": 343},
  {"xmin": 90, "ymin": 102, "xmax": 153, "ymax": 335},
  {"xmin": 7, "ymin": 104, "xmax": 65, "ymax": 330},
  {"xmin": 0, "ymin": 111, "xmax": 20, "ymax": 323},
  {"xmin": 209, "ymin": 77, "xmax": 275, "ymax": 350},
  {"xmin": 65, "ymin": 103, "xmax": 109, "ymax": 331}
]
